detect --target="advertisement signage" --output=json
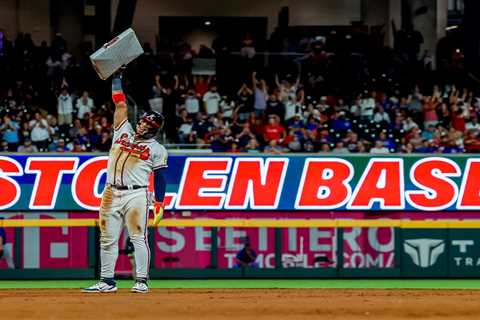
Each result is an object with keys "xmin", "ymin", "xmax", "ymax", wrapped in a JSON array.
[
  {"xmin": 3, "ymin": 210, "xmax": 480, "ymax": 276},
  {"xmin": 0, "ymin": 212, "xmax": 90, "ymax": 269},
  {"xmin": 151, "ymin": 211, "xmax": 396, "ymax": 269},
  {"xmin": 0, "ymin": 154, "xmax": 479, "ymax": 211},
  {"xmin": 401, "ymin": 229, "xmax": 448, "ymax": 277},
  {"xmin": 449, "ymin": 229, "xmax": 480, "ymax": 277}
]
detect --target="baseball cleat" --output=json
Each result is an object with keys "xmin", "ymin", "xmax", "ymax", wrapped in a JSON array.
[
  {"xmin": 131, "ymin": 281, "xmax": 149, "ymax": 293},
  {"xmin": 82, "ymin": 281, "xmax": 118, "ymax": 293}
]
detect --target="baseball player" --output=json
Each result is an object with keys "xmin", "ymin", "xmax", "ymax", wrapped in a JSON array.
[{"xmin": 83, "ymin": 69, "xmax": 167, "ymax": 293}]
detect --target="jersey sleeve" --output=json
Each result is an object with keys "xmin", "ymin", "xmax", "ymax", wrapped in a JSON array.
[
  {"xmin": 152, "ymin": 144, "xmax": 168, "ymax": 170},
  {"xmin": 112, "ymin": 120, "xmax": 134, "ymax": 141}
]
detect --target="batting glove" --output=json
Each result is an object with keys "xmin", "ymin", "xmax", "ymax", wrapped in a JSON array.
[{"xmin": 153, "ymin": 201, "xmax": 164, "ymax": 226}]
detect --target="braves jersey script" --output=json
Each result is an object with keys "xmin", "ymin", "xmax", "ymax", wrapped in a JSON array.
[{"xmin": 107, "ymin": 119, "xmax": 168, "ymax": 186}]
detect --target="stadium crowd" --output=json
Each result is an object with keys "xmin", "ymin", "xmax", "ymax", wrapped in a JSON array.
[{"xmin": 0, "ymin": 28, "xmax": 479, "ymax": 154}]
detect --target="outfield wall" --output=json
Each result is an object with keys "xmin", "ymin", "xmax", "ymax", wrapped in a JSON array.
[
  {"xmin": 1, "ymin": 153, "xmax": 480, "ymax": 278},
  {"xmin": 2, "ymin": 211, "xmax": 480, "ymax": 278}
]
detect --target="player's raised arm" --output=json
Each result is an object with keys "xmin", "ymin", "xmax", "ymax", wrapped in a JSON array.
[{"xmin": 111, "ymin": 71, "xmax": 128, "ymax": 129}]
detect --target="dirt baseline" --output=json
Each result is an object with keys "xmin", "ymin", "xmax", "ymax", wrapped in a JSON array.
[{"xmin": 1, "ymin": 289, "xmax": 480, "ymax": 319}]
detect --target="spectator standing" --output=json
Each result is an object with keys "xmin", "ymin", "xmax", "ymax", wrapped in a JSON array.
[
  {"xmin": 240, "ymin": 35, "xmax": 256, "ymax": 78},
  {"xmin": 203, "ymin": 84, "xmax": 221, "ymax": 116},
  {"xmin": 252, "ymin": 72, "xmax": 267, "ymax": 117},
  {"xmin": 265, "ymin": 93, "xmax": 285, "ymax": 121},
  {"xmin": 57, "ymin": 87, "xmax": 73, "ymax": 125},
  {"xmin": 220, "ymin": 96, "xmax": 235, "ymax": 120},
  {"xmin": 284, "ymin": 96, "xmax": 298, "ymax": 122},
  {"xmin": 194, "ymin": 75, "xmax": 210, "ymax": 97},
  {"xmin": 276, "ymin": 73, "xmax": 299, "ymax": 106},
  {"xmin": 451, "ymin": 104, "xmax": 466, "ymax": 132},
  {"xmin": 76, "ymin": 91, "xmax": 93, "ymax": 119},
  {"xmin": 360, "ymin": 92, "xmax": 375, "ymax": 120},
  {"xmin": 236, "ymin": 83, "xmax": 253, "ymax": 121},
  {"xmin": 185, "ymin": 89, "xmax": 200, "ymax": 117},
  {"xmin": 349, "ymin": 97, "xmax": 362, "ymax": 118},
  {"xmin": 422, "ymin": 96, "xmax": 439, "ymax": 128},
  {"xmin": 240, "ymin": 35, "xmax": 256, "ymax": 59},
  {"xmin": 45, "ymin": 52, "xmax": 63, "ymax": 82}
]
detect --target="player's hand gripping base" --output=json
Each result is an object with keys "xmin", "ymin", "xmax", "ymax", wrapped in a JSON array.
[{"xmin": 153, "ymin": 201, "xmax": 164, "ymax": 226}]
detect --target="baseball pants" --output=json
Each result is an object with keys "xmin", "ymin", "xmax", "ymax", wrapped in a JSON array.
[{"xmin": 99, "ymin": 185, "xmax": 150, "ymax": 279}]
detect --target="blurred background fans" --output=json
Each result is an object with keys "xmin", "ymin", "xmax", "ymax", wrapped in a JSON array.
[{"xmin": 0, "ymin": 0, "xmax": 479, "ymax": 153}]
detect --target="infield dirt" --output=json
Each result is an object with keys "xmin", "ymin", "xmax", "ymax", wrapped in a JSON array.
[{"xmin": 1, "ymin": 289, "xmax": 479, "ymax": 319}]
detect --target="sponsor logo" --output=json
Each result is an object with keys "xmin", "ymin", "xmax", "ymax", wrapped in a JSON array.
[
  {"xmin": 451, "ymin": 240, "xmax": 480, "ymax": 267},
  {"xmin": 404, "ymin": 238, "xmax": 445, "ymax": 268}
]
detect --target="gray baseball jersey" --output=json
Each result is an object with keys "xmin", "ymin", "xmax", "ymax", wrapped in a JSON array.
[{"xmin": 107, "ymin": 119, "xmax": 168, "ymax": 186}]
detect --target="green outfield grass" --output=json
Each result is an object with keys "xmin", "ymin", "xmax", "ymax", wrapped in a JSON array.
[{"xmin": 2, "ymin": 279, "xmax": 480, "ymax": 290}]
